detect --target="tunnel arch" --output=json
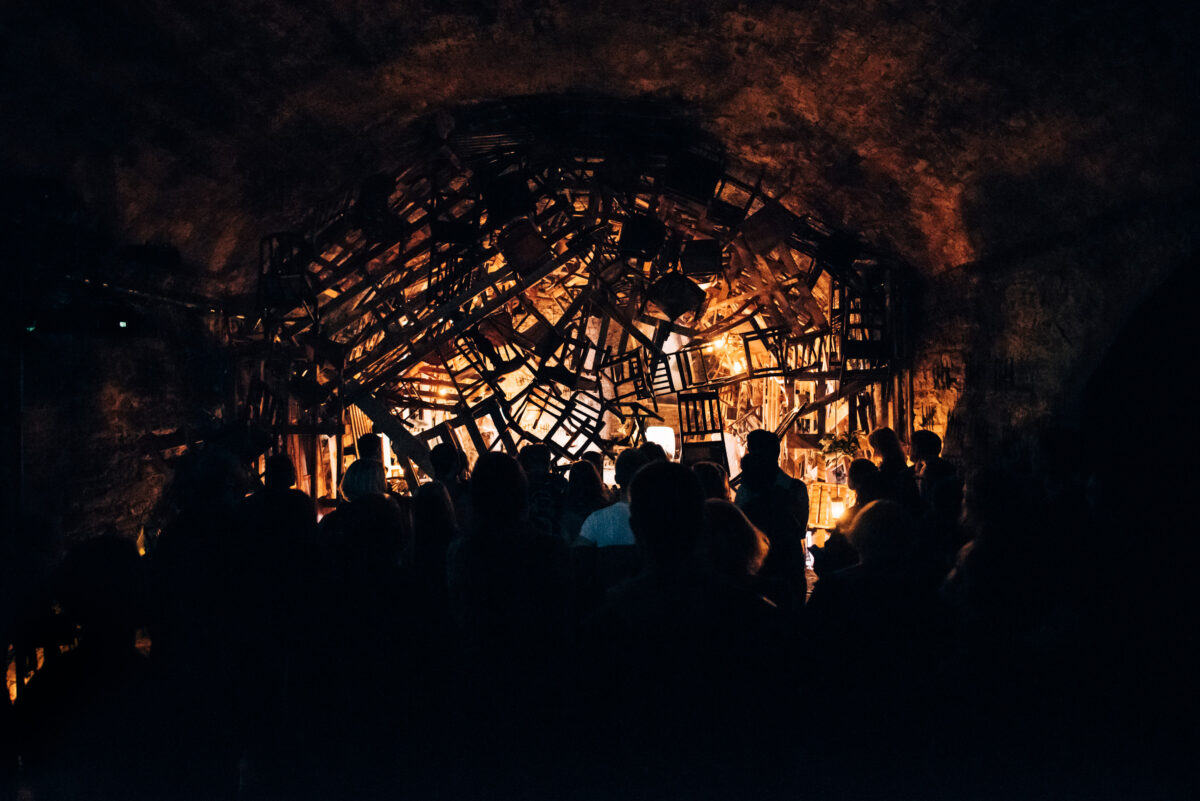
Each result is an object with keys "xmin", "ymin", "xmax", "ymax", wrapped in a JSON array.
[{"xmin": 246, "ymin": 94, "xmax": 914, "ymax": 490}]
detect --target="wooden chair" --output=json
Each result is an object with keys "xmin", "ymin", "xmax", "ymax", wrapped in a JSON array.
[{"xmin": 677, "ymin": 391, "xmax": 729, "ymax": 472}]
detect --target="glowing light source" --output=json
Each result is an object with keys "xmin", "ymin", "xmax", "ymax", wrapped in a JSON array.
[
  {"xmin": 830, "ymin": 499, "xmax": 846, "ymax": 520},
  {"xmin": 645, "ymin": 425, "xmax": 677, "ymax": 460}
]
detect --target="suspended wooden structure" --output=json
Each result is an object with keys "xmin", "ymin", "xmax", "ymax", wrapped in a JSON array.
[{"xmin": 243, "ymin": 97, "xmax": 913, "ymax": 492}]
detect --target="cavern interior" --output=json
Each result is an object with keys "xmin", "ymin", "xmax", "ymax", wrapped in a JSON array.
[{"xmin": 3, "ymin": 1, "xmax": 1198, "ymax": 799}]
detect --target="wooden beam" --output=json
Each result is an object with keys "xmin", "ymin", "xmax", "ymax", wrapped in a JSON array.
[{"xmin": 349, "ymin": 389, "xmax": 435, "ymax": 478}]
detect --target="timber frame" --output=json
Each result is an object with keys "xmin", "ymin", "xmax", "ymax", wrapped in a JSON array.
[{"xmin": 242, "ymin": 96, "xmax": 914, "ymax": 490}]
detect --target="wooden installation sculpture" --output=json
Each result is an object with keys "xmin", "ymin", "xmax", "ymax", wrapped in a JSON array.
[{"xmin": 245, "ymin": 97, "xmax": 912, "ymax": 491}]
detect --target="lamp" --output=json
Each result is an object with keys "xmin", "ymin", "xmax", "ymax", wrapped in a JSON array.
[
  {"xmin": 644, "ymin": 426, "xmax": 677, "ymax": 461},
  {"xmin": 829, "ymin": 498, "xmax": 846, "ymax": 520}
]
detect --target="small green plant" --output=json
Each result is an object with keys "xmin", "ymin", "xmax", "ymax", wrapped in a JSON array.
[{"xmin": 820, "ymin": 431, "xmax": 862, "ymax": 458}]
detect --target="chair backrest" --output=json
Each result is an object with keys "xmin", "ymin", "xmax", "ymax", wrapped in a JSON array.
[
  {"xmin": 600, "ymin": 349, "xmax": 650, "ymax": 403},
  {"xmin": 677, "ymin": 391, "xmax": 724, "ymax": 439},
  {"xmin": 678, "ymin": 391, "xmax": 728, "ymax": 472}
]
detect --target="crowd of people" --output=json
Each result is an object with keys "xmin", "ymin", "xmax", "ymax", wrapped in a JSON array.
[{"xmin": 2, "ymin": 425, "xmax": 1195, "ymax": 800}]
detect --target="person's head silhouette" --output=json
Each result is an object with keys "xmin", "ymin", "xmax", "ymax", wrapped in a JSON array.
[
  {"xmin": 470, "ymin": 451, "xmax": 529, "ymax": 533},
  {"xmin": 847, "ymin": 500, "xmax": 913, "ymax": 564},
  {"xmin": 703, "ymin": 499, "xmax": 769, "ymax": 578},
  {"xmin": 341, "ymin": 458, "xmax": 387, "ymax": 502},
  {"xmin": 910, "ymin": 430, "xmax": 943, "ymax": 463},
  {"xmin": 847, "ymin": 458, "xmax": 882, "ymax": 503},
  {"xmin": 518, "ymin": 442, "xmax": 553, "ymax": 478},
  {"xmin": 264, "ymin": 452, "xmax": 298, "ymax": 491},
  {"xmin": 745, "ymin": 429, "xmax": 781, "ymax": 461},
  {"xmin": 868, "ymin": 427, "xmax": 906, "ymax": 466},
  {"xmin": 614, "ymin": 447, "xmax": 648, "ymax": 497},
  {"xmin": 692, "ymin": 460, "xmax": 731, "ymax": 501},
  {"xmin": 629, "ymin": 461, "xmax": 705, "ymax": 573},
  {"xmin": 430, "ymin": 441, "xmax": 465, "ymax": 480},
  {"xmin": 357, "ymin": 433, "xmax": 384, "ymax": 463}
]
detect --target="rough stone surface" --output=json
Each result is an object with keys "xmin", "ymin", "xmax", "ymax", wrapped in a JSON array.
[
  {"xmin": 4, "ymin": 0, "xmax": 1198, "ymax": 537},
  {"xmin": 4, "ymin": 1, "xmax": 1194, "ymax": 276},
  {"xmin": 18, "ymin": 317, "xmax": 233, "ymax": 545}
]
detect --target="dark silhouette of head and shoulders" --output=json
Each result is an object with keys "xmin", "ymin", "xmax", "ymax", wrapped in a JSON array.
[
  {"xmin": 736, "ymin": 430, "xmax": 810, "ymax": 611},
  {"xmin": 429, "ymin": 440, "xmax": 472, "ymax": 529}
]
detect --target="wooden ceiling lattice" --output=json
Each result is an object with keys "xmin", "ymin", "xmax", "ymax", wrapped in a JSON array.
[{"xmin": 248, "ymin": 96, "xmax": 910, "ymax": 469}]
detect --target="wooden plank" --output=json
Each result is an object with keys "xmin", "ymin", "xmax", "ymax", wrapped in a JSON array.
[
  {"xmin": 348, "ymin": 223, "xmax": 604, "ymax": 393},
  {"xmin": 349, "ymin": 389, "xmax": 436, "ymax": 478}
]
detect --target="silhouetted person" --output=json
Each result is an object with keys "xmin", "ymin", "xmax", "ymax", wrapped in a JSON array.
[
  {"xmin": 241, "ymin": 451, "xmax": 317, "ymax": 565},
  {"xmin": 430, "ymin": 441, "xmax": 472, "ymax": 531},
  {"xmin": 148, "ymin": 446, "xmax": 250, "ymax": 798},
  {"xmin": 581, "ymin": 449, "xmax": 603, "ymax": 473},
  {"xmin": 356, "ymin": 432, "xmax": 384, "ymax": 463},
  {"xmin": 911, "ymin": 429, "xmax": 958, "ymax": 506},
  {"xmin": 581, "ymin": 462, "xmax": 797, "ymax": 787},
  {"xmin": 578, "ymin": 447, "xmax": 647, "ymax": 547},
  {"xmin": 627, "ymin": 461, "xmax": 705, "ymax": 577},
  {"xmin": 735, "ymin": 429, "xmax": 808, "ymax": 522},
  {"xmin": 560, "ymin": 460, "xmax": 609, "ymax": 544},
  {"xmin": 411, "ymin": 480, "xmax": 457, "ymax": 603},
  {"xmin": 518, "ymin": 442, "xmax": 567, "ymax": 539},
  {"xmin": 234, "ymin": 453, "xmax": 317, "ymax": 772},
  {"xmin": 805, "ymin": 500, "xmax": 945, "ymax": 752},
  {"xmin": 906, "ymin": 431, "xmax": 964, "ymax": 568},
  {"xmin": 303, "ymin": 492, "xmax": 415, "ymax": 794},
  {"xmin": 576, "ymin": 448, "xmax": 609, "ymax": 496},
  {"xmin": 692, "ymin": 460, "xmax": 732, "ymax": 501},
  {"xmin": 933, "ymin": 467, "xmax": 1082, "ymax": 790},
  {"xmin": 841, "ymin": 458, "xmax": 884, "ymax": 529},
  {"xmin": 307, "ymin": 457, "xmax": 405, "ymax": 759},
  {"xmin": 868, "ymin": 426, "xmax": 922, "ymax": 513},
  {"xmin": 17, "ymin": 534, "xmax": 154, "ymax": 801},
  {"xmin": 942, "ymin": 468, "xmax": 1050, "ymax": 654},
  {"xmin": 445, "ymin": 451, "xmax": 572, "ymax": 726},
  {"xmin": 737, "ymin": 432, "xmax": 809, "ymax": 612},
  {"xmin": 701, "ymin": 499, "xmax": 770, "ymax": 592},
  {"xmin": 637, "ymin": 440, "xmax": 669, "ymax": 463},
  {"xmin": 814, "ymin": 458, "xmax": 880, "ymax": 578},
  {"xmin": 343, "ymin": 456, "xmax": 387, "ymax": 499},
  {"xmin": 318, "ymin": 457, "xmax": 386, "ymax": 541}
]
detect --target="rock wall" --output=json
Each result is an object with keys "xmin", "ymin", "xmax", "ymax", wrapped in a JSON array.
[
  {"xmin": 3, "ymin": 0, "xmax": 1197, "ymax": 543},
  {"xmin": 19, "ymin": 315, "xmax": 231, "ymax": 551},
  {"xmin": 913, "ymin": 200, "xmax": 1199, "ymax": 470}
]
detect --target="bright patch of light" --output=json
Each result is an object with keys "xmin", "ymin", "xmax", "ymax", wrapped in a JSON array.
[{"xmin": 645, "ymin": 426, "xmax": 677, "ymax": 460}]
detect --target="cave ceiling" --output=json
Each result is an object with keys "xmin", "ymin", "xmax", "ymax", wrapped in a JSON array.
[{"xmin": 2, "ymin": 0, "xmax": 1195, "ymax": 302}]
